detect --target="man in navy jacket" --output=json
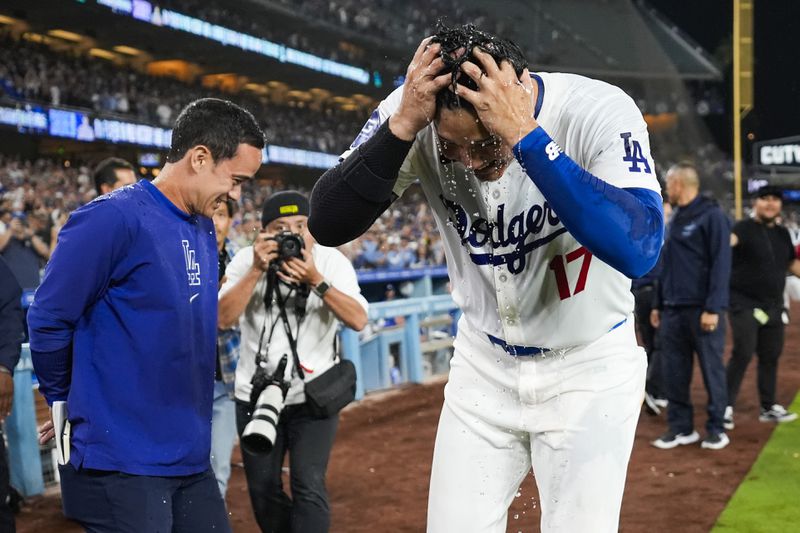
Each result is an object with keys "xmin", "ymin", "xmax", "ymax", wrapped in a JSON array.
[
  {"xmin": 651, "ymin": 162, "xmax": 732, "ymax": 450},
  {"xmin": 28, "ymin": 99, "xmax": 264, "ymax": 532}
]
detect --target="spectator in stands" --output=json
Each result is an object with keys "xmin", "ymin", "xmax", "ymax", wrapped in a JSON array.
[
  {"xmin": 358, "ymin": 231, "xmax": 386, "ymax": 269},
  {"xmin": 385, "ymin": 236, "xmax": 413, "ymax": 269},
  {"xmin": 725, "ymin": 185, "xmax": 800, "ymax": 430},
  {"xmin": 651, "ymin": 162, "xmax": 731, "ymax": 450},
  {"xmin": 0, "ymin": 211, "xmax": 50, "ymax": 293},
  {"xmin": 92, "ymin": 157, "xmax": 137, "ymax": 196},
  {"xmin": 28, "ymin": 98, "xmax": 264, "ymax": 532},
  {"xmin": 210, "ymin": 198, "xmax": 241, "ymax": 499},
  {"xmin": 0, "ymin": 33, "xmax": 366, "ymax": 154},
  {"xmin": 218, "ymin": 191, "xmax": 367, "ymax": 533},
  {"xmin": 0, "ymin": 256, "xmax": 24, "ymax": 532}
]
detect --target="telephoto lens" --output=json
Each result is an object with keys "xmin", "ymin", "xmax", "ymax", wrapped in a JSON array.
[{"xmin": 241, "ymin": 355, "xmax": 290, "ymax": 454}]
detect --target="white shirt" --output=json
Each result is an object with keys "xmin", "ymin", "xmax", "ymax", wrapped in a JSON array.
[
  {"xmin": 222, "ymin": 243, "xmax": 368, "ymax": 405},
  {"xmin": 345, "ymin": 72, "xmax": 661, "ymax": 349}
]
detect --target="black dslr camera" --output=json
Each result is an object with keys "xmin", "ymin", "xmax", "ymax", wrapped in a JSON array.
[{"xmin": 270, "ymin": 231, "xmax": 304, "ymax": 265}]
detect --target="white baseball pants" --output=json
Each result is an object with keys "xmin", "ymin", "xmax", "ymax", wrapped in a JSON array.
[{"xmin": 427, "ymin": 317, "xmax": 646, "ymax": 533}]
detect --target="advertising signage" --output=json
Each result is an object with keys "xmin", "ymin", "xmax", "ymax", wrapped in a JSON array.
[
  {"xmin": 0, "ymin": 102, "xmax": 337, "ymax": 170},
  {"xmin": 754, "ymin": 135, "xmax": 800, "ymax": 170}
]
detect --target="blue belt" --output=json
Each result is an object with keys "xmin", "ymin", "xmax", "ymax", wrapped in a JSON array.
[
  {"xmin": 487, "ymin": 318, "xmax": 627, "ymax": 357},
  {"xmin": 486, "ymin": 334, "xmax": 549, "ymax": 356}
]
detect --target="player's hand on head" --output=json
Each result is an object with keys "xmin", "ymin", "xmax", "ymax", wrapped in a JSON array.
[
  {"xmin": 456, "ymin": 47, "xmax": 538, "ymax": 146},
  {"xmin": 390, "ymin": 37, "xmax": 452, "ymax": 141}
]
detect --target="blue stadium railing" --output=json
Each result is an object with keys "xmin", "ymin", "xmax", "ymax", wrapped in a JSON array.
[
  {"xmin": 340, "ymin": 294, "xmax": 460, "ymax": 399},
  {"xmin": 8, "ymin": 344, "xmax": 45, "ymax": 498}
]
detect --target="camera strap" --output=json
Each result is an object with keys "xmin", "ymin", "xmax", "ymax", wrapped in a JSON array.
[
  {"xmin": 273, "ymin": 281, "xmax": 306, "ymax": 380},
  {"xmin": 254, "ymin": 272, "xmax": 280, "ymax": 369}
]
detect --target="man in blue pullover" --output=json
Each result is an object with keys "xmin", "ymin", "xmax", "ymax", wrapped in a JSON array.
[
  {"xmin": 651, "ymin": 162, "xmax": 732, "ymax": 451},
  {"xmin": 28, "ymin": 98, "xmax": 264, "ymax": 532}
]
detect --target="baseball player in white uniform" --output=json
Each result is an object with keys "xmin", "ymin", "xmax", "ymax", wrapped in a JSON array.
[{"xmin": 308, "ymin": 24, "xmax": 664, "ymax": 533}]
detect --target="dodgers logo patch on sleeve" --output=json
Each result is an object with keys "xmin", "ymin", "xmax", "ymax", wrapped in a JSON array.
[
  {"xmin": 350, "ymin": 109, "xmax": 383, "ymax": 150},
  {"xmin": 620, "ymin": 132, "xmax": 652, "ymax": 173}
]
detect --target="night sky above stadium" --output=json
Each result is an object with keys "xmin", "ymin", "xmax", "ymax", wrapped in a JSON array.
[{"xmin": 650, "ymin": 0, "xmax": 800, "ymax": 146}]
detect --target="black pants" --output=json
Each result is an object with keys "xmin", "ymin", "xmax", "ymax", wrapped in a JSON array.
[
  {"xmin": 58, "ymin": 465, "xmax": 230, "ymax": 533},
  {"xmin": 0, "ymin": 427, "xmax": 14, "ymax": 532},
  {"xmin": 726, "ymin": 307, "xmax": 785, "ymax": 410},
  {"xmin": 236, "ymin": 401, "xmax": 339, "ymax": 533},
  {"xmin": 633, "ymin": 285, "xmax": 664, "ymax": 397},
  {"xmin": 660, "ymin": 307, "xmax": 728, "ymax": 435}
]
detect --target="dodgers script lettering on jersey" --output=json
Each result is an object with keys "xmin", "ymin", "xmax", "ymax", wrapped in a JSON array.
[
  {"xmin": 344, "ymin": 72, "xmax": 660, "ymax": 349},
  {"xmin": 438, "ymin": 194, "xmax": 566, "ymax": 274}
]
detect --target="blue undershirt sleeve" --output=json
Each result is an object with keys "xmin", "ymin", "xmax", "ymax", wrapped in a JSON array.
[{"xmin": 513, "ymin": 127, "xmax": 663, "ymax": 279}]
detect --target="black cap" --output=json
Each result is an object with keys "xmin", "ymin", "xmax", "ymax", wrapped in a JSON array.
[
  {"xmin": 261, "ymin": 191, "xmax": 309, "ymax": 227},
  {"xmin": 757, "ymin": 185, "xmax": 783, "ymax": 200}
]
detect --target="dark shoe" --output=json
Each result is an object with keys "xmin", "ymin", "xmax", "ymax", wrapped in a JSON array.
[
  {"xmin": 651, "ymin": 430, "xmax": 699, "ymax": 449},
  {"xmin": 701, "ymin": 432, "xmax": 730, "ymax": 450}
]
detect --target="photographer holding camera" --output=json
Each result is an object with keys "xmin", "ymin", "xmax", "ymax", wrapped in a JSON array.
[
  {"xmin": 0, "ymin": 212, "xmax": 50, "ymax": 291},
  {"xmin": 218, "ymin": 190, "xmax": 368, "ymax": 533}
]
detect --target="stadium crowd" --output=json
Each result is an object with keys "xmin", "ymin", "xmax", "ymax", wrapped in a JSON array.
[
  {"xmin": 0, "ymin": 32, "xmax": 365, "ymax": 154},
  {"xmin": 268, "ymin": 0, "xmax": 518, "ymax": 49},
  {"xmin": 0, "ymin": 156, "xmax": 447, "ymax": 291}
]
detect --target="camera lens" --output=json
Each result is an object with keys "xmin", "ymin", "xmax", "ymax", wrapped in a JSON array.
[{"xmin": 283, "ymin": 240, "xmax": 298, "ymax": 254}]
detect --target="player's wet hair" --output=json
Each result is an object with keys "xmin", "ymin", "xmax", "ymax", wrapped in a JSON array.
[
  {"xmin": 166, "ymin": 98, "xmax": 265, "ymax": 164},
  {"xmin": 431, "ymin": 22, "xmax": 528, "ymax": 115}
]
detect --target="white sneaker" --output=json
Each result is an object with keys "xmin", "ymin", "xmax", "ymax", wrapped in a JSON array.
[
  {"xmin": 759, "ymin": 404, "xmax": 799, "ymax": 423},
  {"xmin": 651, "ymin": 430, "xmax": 700, "ymax": 449},
  {"xmin": 701, "ymin": 432, "xmax": 730, "ymax": 450},
  {"xmin": 724, "ymin": 405, "xmax": 734, "ymax": 431}
]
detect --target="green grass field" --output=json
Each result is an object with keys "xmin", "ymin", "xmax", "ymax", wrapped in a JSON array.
[{"xmin": 712, "ymin": 393, "xmax": 800, "ymax": 533}]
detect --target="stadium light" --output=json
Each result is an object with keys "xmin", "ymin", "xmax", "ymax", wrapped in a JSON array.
[
  {"xmin": 113, "ymin": 45, "xmax": 143, "ymax": 56},
  {"xmin": 47, "ymin": 29, "xmax": 84, "ymax": 42},
  {"xmin": 89, "ymin": 48, "xmax": 117, "ymax": 60}
]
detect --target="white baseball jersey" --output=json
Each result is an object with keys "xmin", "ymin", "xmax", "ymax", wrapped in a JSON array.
[{"xmin": 346, "ymin": 72, "xmax": 660, "ymax": 349}]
